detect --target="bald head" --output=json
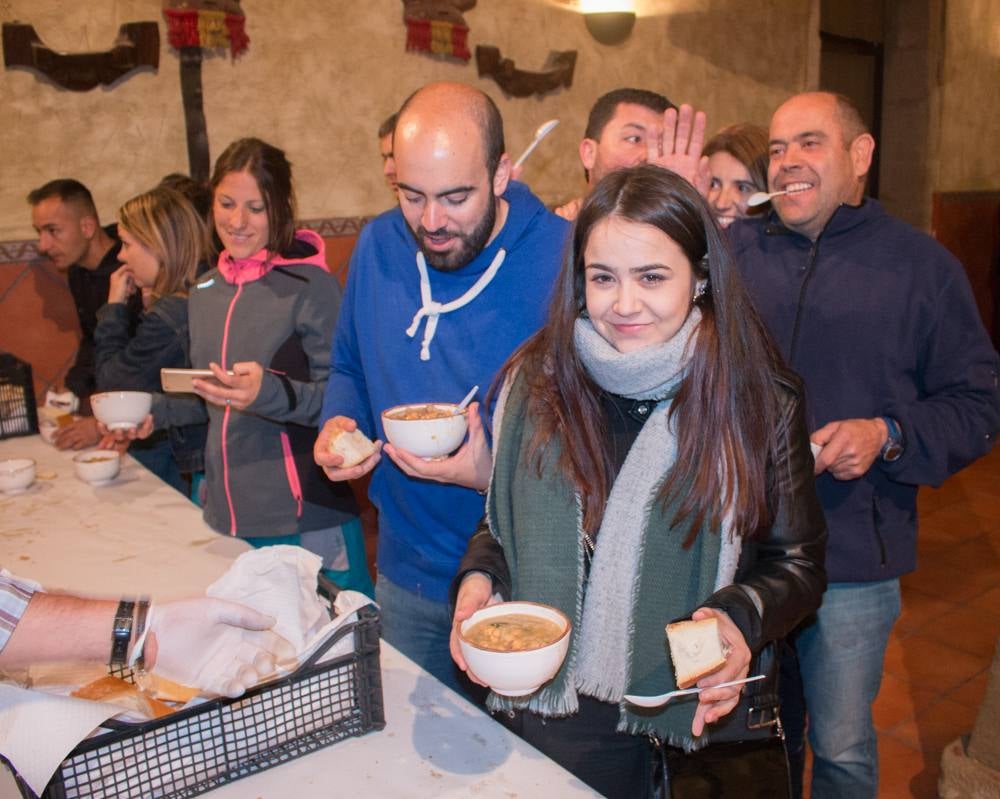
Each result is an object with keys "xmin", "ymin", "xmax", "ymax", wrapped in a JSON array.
[
  {"xmin": 396, "ymin": 82, "xmax": 505, "ymax": 178},
  {"xmin": 392, "ymin": 83, "xmax": 512, "ymax": 272}
]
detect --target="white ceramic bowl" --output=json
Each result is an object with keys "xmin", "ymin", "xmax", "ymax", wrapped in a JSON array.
[
  {"xmin": 0, "ymin": 458, "xmax": 36, "ymax": 494},
  {"xmin": 381, "ymin": 402, "xmax": 468, "ymax": 459},
  {"xmin": 90, "ymin": 391, "xmax": 152, "ymax": 431},
  {"xmin": 73, "ymin": 449, "xmax": 121, "ymax": 484},
  {"xmin": 459, "ymin": 601, "xmax": 572, "ymax": 697}
]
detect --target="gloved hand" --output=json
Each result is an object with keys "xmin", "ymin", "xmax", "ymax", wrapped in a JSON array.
[{"xmin": 139, "ymin": 598, "xmax": 295, "ymax": 698}]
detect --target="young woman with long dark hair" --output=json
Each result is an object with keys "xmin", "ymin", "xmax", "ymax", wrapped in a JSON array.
[{"xmin": 450, "ymin": 164, "xmax": 827, "ymax": 797}]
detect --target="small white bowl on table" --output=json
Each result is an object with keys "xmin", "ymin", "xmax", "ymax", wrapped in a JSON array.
[
  {"xmin": 90, "ymin": 391, "xmax": 152, "ymax": 431},
  {"xmin": 381, "ymin": 402, "xmax": 468, "ymax": 459},
  {"xmin": 73, "ymin": 449, "xmax": 121, "ymax": 485},
  {"xmin": 458, "ymin": 601, "xmax": 572, "ymax": 697},
  {"xmin": 0, "ymin": 458, "xmax": 36, "ymax": 494}
]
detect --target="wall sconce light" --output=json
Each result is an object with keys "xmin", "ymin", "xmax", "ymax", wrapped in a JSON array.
[{"xmin": 584, "ymin": 11, "xmax": 636, "ymax": 45}]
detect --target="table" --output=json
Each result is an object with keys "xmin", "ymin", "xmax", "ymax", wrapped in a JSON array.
[{"xmin": 0, "ymin": 436, "xmax": 598, "ymax": 798}]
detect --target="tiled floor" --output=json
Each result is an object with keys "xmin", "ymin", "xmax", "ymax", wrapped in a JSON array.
[{"xmin": 805, "ymin": 442, "xmax": 1000, "ymax": 798}]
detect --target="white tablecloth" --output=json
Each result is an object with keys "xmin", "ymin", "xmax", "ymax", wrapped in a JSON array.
[{"xmin": 0, "ymin": 436, "xmax": 597, "ymax": 798}]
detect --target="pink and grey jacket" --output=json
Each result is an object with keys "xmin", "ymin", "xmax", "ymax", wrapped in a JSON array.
[{"xmin": 186, "ymin": 229, "xmax": 357, "ymax": 537}]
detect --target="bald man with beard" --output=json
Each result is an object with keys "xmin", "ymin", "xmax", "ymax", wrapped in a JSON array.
[{"xmin": 315, "ymin": 82, "xmax": 568, "ymax": 696}]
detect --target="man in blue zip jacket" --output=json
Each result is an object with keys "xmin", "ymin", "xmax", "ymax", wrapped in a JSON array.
[
  {"xmin": 729, "ymin": 91, "xmax": 1000, "ymax": 798},
  {"xmin": 314, "ymin": 82, "xmax": 569, "ymax": 697}
]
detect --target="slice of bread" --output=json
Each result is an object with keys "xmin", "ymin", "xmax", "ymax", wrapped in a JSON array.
[
  {"xmin": 328, "ymin": 427, "xmax": 376, "ymax": 468},
  {"xmin": 666, "ymin": 617, "xmax": 727, "ymax": 689},
  {"xmin": 72, "ymin": 675, "xmax": 175, "ymax": 718}
]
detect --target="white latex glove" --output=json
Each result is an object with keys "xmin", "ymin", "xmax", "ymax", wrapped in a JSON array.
[{"xmin": 142, "ymin": 598, "xmax": 295, "ymax": 698}]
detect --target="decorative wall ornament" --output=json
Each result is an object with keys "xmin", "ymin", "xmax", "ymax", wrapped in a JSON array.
[
  {"xmin": 403, "ymin": 0, "xmax": 476, "ymax": 62},
  {"xmin": 476, "ymin": 46, "xmax": 576, "ymax": 98},
  {"xmin": 163, "ymin": 0, "xmax": 248, "ymax": 59},
  {"xmin": 162, "ymin": 0, "xmax": 249, "ymax": 183},
  {"xmin": 2, "ymin": 21, "xmax": 159, "ymax": 91}
]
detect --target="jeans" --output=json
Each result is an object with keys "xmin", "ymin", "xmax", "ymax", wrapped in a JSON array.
[
  {"xmin": 376, "ymin": 573, "xmax": 487, "ymax": 706},
  {"xmin": 797, "ymin": 579, "xmax": 901, "ymax": 799}
]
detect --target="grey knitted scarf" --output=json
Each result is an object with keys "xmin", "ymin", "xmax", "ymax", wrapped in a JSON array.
[{"xmin": 487, "ymin": 309, "xmax": 741, "ymax": 744}]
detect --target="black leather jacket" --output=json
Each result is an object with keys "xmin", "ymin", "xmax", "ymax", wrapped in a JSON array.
[{"xmin": 453, "ymin": 370, "xmax": 828, "ymax": 737}]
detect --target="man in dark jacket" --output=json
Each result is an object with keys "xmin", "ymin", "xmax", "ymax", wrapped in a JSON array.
[
  {"xmin": 28, "ymin": 179, "xmax": 140, "ymax": 449},
  {"xmin": 729, "ymin": 91, "xmax": 1000, "ymax": 799}
]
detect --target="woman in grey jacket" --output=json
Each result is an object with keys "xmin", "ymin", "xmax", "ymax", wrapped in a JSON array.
[{"xmin": 153, "ymin": 138, "xmax": 370, "ymax": 595}]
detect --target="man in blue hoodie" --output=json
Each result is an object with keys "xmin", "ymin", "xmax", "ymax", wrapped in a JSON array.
[
  {"xmin": 729, "ymin": 91, "xmax": 1000, "ymax": 799},
  {"xmin": 315, "ymin": 82, "xmax": 569, "ymax": 694}
]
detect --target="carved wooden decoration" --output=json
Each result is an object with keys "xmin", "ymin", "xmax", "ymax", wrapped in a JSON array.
[
  {"xmin": 476, "ymin": 46, "xmax": 577, "ymax": 98},
  {"xmin": 403, "ymin": 0, "xmax": 476, "ymax": 62},
  {"xmin": 2, "ymin": 21, "xmax": 159, "ymax": 92},
  {"xmin": 163, "ymin": 0, "xmax": 249, "ymax": 183}
]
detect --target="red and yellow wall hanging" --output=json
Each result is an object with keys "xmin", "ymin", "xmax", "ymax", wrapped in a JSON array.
[
  {"xmin": 402, "ymin": 0, "xmax": 476, "ymax": 62},
  {"xmin": 163, "ymin": 0, "xmax": 248, "ymax": 58}
]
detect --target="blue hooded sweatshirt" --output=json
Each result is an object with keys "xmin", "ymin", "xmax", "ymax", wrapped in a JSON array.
[{"xmin": 322, "ymin": 181, "xmax": 569, "ymax": 603}]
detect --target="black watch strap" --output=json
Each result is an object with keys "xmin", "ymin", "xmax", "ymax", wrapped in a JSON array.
[{"xmin": 110, "ymin": 600, "xmax": 135, "ymax": 668}]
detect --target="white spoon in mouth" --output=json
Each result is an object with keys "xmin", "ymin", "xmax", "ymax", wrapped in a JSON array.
[
  {"xmin": 623, "ymin": 674, "xmax": 766, "ymax": 708},
  {"xmin": 454, "ymin": 385, "xmax": 479, "ymax": 415},
  {"xmin": 513, "ymin": 119, "xmax": 560, "ymax": 170},
  {"xmin": 747, "ymin": 190, "xmax": 787, "ymax": 208}
]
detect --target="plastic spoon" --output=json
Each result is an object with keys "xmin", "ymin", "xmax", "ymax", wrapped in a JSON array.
[
  {"xmin": 454, "ymin": 385, "xmax": 479, "ymax": 415},
  {"xmin": 623, "ymin": 674, "xmax": 766, "ymax": 708},
  {"xmin": 747, "ymin": 190, "xmax": 788, "ymax": 208},
  {"xmin": 513, "ymin": 119, "xmax": 560, "ymax": 170}
]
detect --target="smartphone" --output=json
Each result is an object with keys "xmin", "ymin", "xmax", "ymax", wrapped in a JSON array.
[{"xmin": 160, "ymin": 368, "xmax": 234, "ymax": 393}]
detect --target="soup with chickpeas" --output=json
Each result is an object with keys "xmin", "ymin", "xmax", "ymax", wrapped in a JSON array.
[
  {"xmin": 464, "ymin": 613, "xmax": 565, "ymax": 652},
  {"xmin": 387, "ymin": 404, "xmax": 456, "ymax": 421}
]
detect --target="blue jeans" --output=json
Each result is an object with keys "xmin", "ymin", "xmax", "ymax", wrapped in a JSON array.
[
  {"xmin": 376, "ymin": 573, "xmax": 487, "ymax": 706},
  {"xmin": 797, "ymin": 579, "xmax": 901, "ymax": 799}
]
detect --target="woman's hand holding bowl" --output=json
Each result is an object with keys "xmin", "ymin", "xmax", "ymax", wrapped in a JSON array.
[
  {"xmin": 450, "ymin": 571, "xmax": 499, "ymax": 685},
  {"xmin": 97, "ymin": 414, "xmax": 154, "ymax": 445},
  {"xmin": 688, "ymin": 607, "xmax": 752, "ymax": 737}
]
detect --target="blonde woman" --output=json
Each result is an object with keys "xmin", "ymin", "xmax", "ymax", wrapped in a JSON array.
[{"xmin": 95, "ymin": 186, "xmax": 207, "ymax": 489}]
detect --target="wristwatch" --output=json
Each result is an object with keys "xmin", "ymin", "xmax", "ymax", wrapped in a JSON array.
[
  {"xmin": 110, "ymin": 600, "xmax": 136, "ymax": 668},
  {"xmin": 879, "ymin": 416, "xmax": 905, "ymax": 462}
]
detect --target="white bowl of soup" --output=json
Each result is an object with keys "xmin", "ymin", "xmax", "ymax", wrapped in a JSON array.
[
  {"xmin": 73, "ymin": 450, "xmax": 121, "ymax": 484},
  {"xmin": 381, "ymin": 402, "xmax": 468, "ymax": 459},
  {"xmin": 0, "ymin": 458, "xmax": 35, "ymax": 494},
  {"xmin": 91, "ymin": 391, "xmax": 152, "ymax": 431},
  {"xmin": 459, "ymin": 601, "xmax": 572, "ymax": 696}
]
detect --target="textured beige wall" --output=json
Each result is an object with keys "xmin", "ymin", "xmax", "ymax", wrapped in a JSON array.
[
  {"xmin": 935, "ymin": 0, "xmax": 1000, "ymax": 192},
  {"xmin": 0, "ymin": 0, "xmax": 813, "ymax": 241}
]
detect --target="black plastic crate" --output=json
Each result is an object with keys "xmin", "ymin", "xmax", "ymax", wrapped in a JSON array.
[
  {"xmin": 13, "ymin": 587, "xmax": 384, "ymax": 799},
  {"xmin": 0, "ymin": 353, "xmax": 38, "ymax": 439}
]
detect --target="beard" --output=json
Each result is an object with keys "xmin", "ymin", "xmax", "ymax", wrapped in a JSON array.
[{"xmin": 413, "ymin": 196, "xmax": 497, "ymax": 273}]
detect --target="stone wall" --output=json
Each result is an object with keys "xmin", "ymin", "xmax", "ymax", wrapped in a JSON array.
[
  {"xmin": 935, "ymin": 0, "xmax": 1000, "ymax": 193},
  {"xmin": 0, "ymin": 0, "xmax": 814, "ymax": 240}
]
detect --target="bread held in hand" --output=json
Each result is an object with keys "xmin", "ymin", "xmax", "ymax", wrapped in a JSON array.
[
  {"xmin": 328, "ymin": 427, "xmax": 377, "ymax": 468},
  {"xmin": 666, "ymin": 617, "xmax": 728, "ymax": 689}
]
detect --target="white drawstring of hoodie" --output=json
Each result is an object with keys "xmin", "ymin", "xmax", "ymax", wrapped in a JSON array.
[{"xmin": 405, "ymin": 249, "xmax": 507, "ymax": 361}]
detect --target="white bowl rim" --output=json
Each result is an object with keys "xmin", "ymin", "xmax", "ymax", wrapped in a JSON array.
[
  {"xmin": 72, "ymin": 449, "xmax": 122, "ymax": 463},
  {"xmin": 459, "ymin": 601, "xmax": 572, "ymax": 653},
  {"xmin": 0, "ymin": 458, "xmax": 35, "ymax": 474},
  {"xmin": 380, "ymin": 402, "xmax": 466, "ymax": 420},
  {"xmin": 91, "ymin": 390, "xmax": 153, "ymax": 401}
]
